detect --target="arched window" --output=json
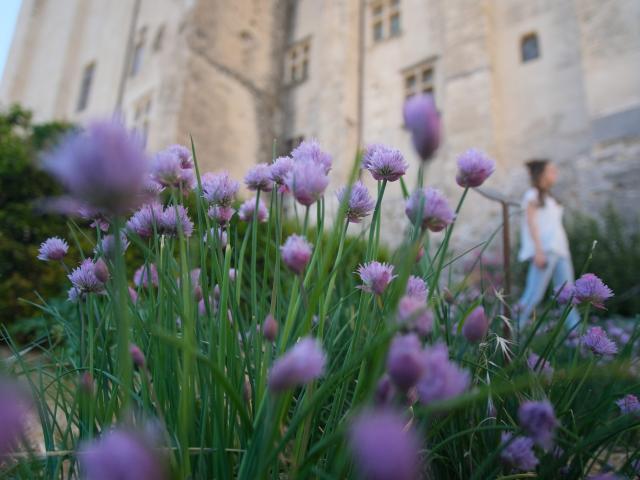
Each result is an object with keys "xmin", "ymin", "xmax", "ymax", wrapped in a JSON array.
[{"xmin": 521, "ymin": 33, "xmax": 540, "ymax": 63}]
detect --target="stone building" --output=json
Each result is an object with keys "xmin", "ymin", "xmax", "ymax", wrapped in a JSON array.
[{"xmin": 2, "ymin": 0, "xmax": 639, "ymax": 246}]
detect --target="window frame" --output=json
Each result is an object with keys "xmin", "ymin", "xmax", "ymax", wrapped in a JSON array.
[
  {"xmin": 76, "ymin": 62, "xmax": 96, "ymax": 112},
  {"xmin": 371, "ymin": 0, "xmax": 402, "ymax": 44},
  {"xmin": 520, "ymin": 32, "xmax": 540, "ymax": 63},
  {"xmin": 284, "ymin": 37, "xmax": 311, "ymax": 87},
  {"xmin": 402, "ymin": 58, "xmax": 437, "ymax": 101}
]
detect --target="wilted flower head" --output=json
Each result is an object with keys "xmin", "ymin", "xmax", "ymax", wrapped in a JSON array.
[
  {"xmin": 357, "ymin": 261, "xmax": 396, "ymax": 295},
  {"xmin": 518, "ymin": 399, "xmax": 558, "ymax": 449},
  {"xmin": 96, "ymin": 232, "xmax": 129, "ymax": 258},
  {"xmin": 416, "ymin": 343, "xmax": 470, "ymax": 405},
  {"xmin": 280, "ymin": 234, "xmax": 313, "ymax": 275},
  {"xmin": 615, "ymin": 394, "xmax": 639, "ymax": 416},
  {"xmin": 397, "ymin": 295, "xmax": 433, "ymax": 336},
  {"xmin": 69, "ymin": 259, "xmax": 106, "ymax": 295},
  {"xmin": 291, "ymin": 139, "xmax": 332, "ymax": 173},
  {"xmin": 126, "ymin": 202, "xmax": 163, "ymax": 238},
  {"xmin": 244, "ymin": 163, "xmax": 274, "ymax": 192},
  {"xmin": 526, "ymin": 353, "xmax": 554, "ymax": 380},
  {"xmin": 0, "ymin": 378, "xmax": 31, "ymax": 460},
  {"xmin": 455, "ymin": 149, "xmax": 496, "ymax": 188},
  {"xmin": 43, "ymin": 120, "xmax": 150, "ymax": 214},
  {"xmin": 134, "ymin": 264, "xmax": 159, "ymax": 288},
  {"xmin": 386, "ymin": 334, "xmax": 424, "ymax": 391},
  {"xmin": 79, "ymin": 428, "xmax": 168, "ymax": 480},
  {"xmin": 403, "ymin": 93, "xmax": 441, "ymax": 161},
  {"xmin": 268, "ymin": 337, "xmax": 326, "ymax": 392},
  {"xmin": 129, "ymin": 344, "xmax": 146, "ymax": 368},
  {"xmin": 150, "ymin": 147, "xmax": 195, "ymax": 190},
  {"xmin": 462, "ymin": 306, "xmax": 489, "ymax": 344},
  {"xmin": 405, "ymin": 187, "xmax": 455, "ymax": 232},
  {"xmin": 349, "ymin": 409, "xmax": 421, "ymax": 480},
  {"xmin": 554, "ymin": 283, "xmax": 574, "ymax": 305},
  {"xmin": 262, "ymin": 314, "xmax": 278, "ymax": 342},
  {"xmin": 500, "ymin": 432, "xmax": 539, "ymax": 472},
  {"xmin": 238, "ymin": 197, "xmax": 268, "ymax": 223},
  {"xmin": 38, "ymin": 237, "xmax": 69, "ymax": 261},
  {"xmin": 160, "ymin": 204, "xmax": 194, "ymax": 237},
  {"xmin": 362, "ymin": 144, "xmax": 409, "ymax": 182},
  {"xmin": 406, "ymin": 275, "xmax": 428, "ymax": 302},
  {"xmin": 269, "ymin": 156, "xmax": 294, "ymax": 185},
  {"xmin": 285, "ymin": 160, "xmax": 330, "ymax": 206},
  {"xmin": 337, "ymin": 181, "xmax": 375, "ymax": 223},
  {"xmin": 573, "ymin": 273, "xmax": 613, "ymax": 309},
  {"xmin": 201, "ymin": 172, "xmax": 239, "ymax": 206},
  {"xmin": 582, "ymin": 326, "xmax": 618, "ymax": 356},
  {"xmin": 207, "ymin": 205, "xmax": 235, "ymax": 225}
]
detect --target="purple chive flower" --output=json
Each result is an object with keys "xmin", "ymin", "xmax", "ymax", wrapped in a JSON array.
[
  {"xmin": 0, "ymin": 379, "xmax": 31, "ymax": 460},
  {"xmin": 262, "ymin": 314, "xmax": 278, "ymax": 342},
  {"xmin": 374, "ymin": 375, "xmax": 396, "ymax": 407},
  {"xmin": 554, "ymin": 283, "xmax": 574, "ymax": 305},
  {"xmin": 126, "ymin": 202, "xmax": 164, "ymax": 238},
  {"xmin": 397, "ymin": 295, "xmax": 433, "ymax": 336},
  {"xmin": 68, "ymin": 286, "xmax": 81, "ymax": 303},
  {"xmin": 93, "ymin": 259, "xmax": 110, "ymax": 283},
  {"xmin": 159, "ymin": 204, "xmax": 194, "ymax": 237},
  {"xmin": 69, "ymin": 259, "xmax": 106, "ymax": 295},
  {"xmin": 268, "ymin": 337, "xmax": 326, "ymax": 392},
  {"xmin": 582, "ymin": 326, "xmax": 618, "ymax": 356},
  {"xmin": 142, "ymin": 177, "xmax": 164, "ymax": 197},
  {"xmin": 462, "ymin": 306, "xmax": 489, "ymax": 344},
  {"xmin": 285, "ymin": 160, "xmax": 330, "ymax": 207},
  {"xmin": 269, "ymin": 156, "xmax": 294, "ymax": 185},
  {"xmin": 405, "ymin": 187, "xmax": 455, "ymax": 232},
  {"xmin": 201, "ymin": 172, "xmax": 239, "ymax": 206},
  {"xmin": 37, "ymin": 237, "xmax": 69, "ymax": 261},
  {"xmin": 337, "ymin": 181, "xmax": 375, "ymax": 223},
  {"xmin": 291, "ymin": 139, "xmax": 332, "ymax": 173},
  {"xmin": 500, "ymin": 432, "xmax": 539, "ymax": 472},
  {"xmin": 586, "ymin": 474, "xmax": 622, "ymax": 480},
  {"xmin": 386, "ymin": 334, "xmax": 424, "ymax": 391},
  {"xmin": 129, "ymin": 344, "xmax": 146, "ymax": 368},
  {"xmin": 95, "ymin": 232, "xmax": 129, "ymax": 258},
  {"xmin": 455, "ymin": 148, "xmax": 496, "ymax": 188},
  {"xmin": 526, "ymin": 353, "xmax": 554, "ymax": 380},
  {"xmin": 79, "ymin": 428, "xmax": 168, "ymax": 480},
  {"xmin": 518, "ymin": 399, "xmax": 558, "ymax": 449},
  {"xmin": 357, "ymin": 261, "xmax": 396, "ymax": 295},
  {"xmin": 362, "ymin": 144, "xmax": 409, "ymax": 182},
  {"xmin": 244, "ymin": 163, "xmax": 274, "ymax": 192},
  {"xmin": 573, "ymin": 273, "xmax": 613, "ymax": 309},
  {"xmin": 416, "ymin": 343, "xmax": 470, "ymax": 405},
  {"xmin": 43, "ymin": 120, "xmax": 150, "ymax": 214},
  {"xmin": 280, "ymin": 234, "xmax": 313, "ymax": 275},
  {"xmin": 238, "ymin": 197, "xmax": 268, "ymax": 223},
  {"xmin": 134, "ymin": 264, "xmax": 159, "ymax": 288},
  {"xmin": 403, "ymin": 93, "xmax": 441, "ymax": 161},
  {"xmin": 615, "ymin": 394, "xmax": 639, "ymax": 416},
  {"xmin": 406, "ymin": 275, "xmax": 428, "ymax": 302},
  {"xmin": 78, "ymin": 206, "xmax": 110, "ymax": 232},
  {"xmin": 150, "ymin": 146, "xmax": 196, "ymax": 190},
  {"xmin": 207, "ymin": 205, "xmax": 235, "ymax": 225},
  {"xmin": 349, "ymin": 409, "xmax": 421, "ymax": 480}
]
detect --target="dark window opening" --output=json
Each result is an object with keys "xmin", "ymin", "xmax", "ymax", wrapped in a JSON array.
[
  {"xmin": 76, "ymin": 62, "xmax": 95, "ymax": 112},
  {"xmin": 521, "ymin": 33, "xmax": 540, "ymax": 62}
]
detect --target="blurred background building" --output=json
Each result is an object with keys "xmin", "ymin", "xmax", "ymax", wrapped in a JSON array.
[{"xmin": 1, "ymin": 0, "xmax": 639, "ymax": 243}]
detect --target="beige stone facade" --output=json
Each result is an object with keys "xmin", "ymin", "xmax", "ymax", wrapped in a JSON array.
[{"xmin": 2, "ymin": 0, "xmax": 639, "ymax": 245}]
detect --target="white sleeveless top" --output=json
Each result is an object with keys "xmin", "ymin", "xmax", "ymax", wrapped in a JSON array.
[{"xmin": 518, "ymin": 188, "xmax": 570, "ymax": 262}]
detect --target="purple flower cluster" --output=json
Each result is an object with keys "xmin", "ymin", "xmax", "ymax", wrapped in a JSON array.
[
  {"xmin": 455, "ymin": 148, "xmax": 496, "ymax": 188},
  {"xmin": 280, "ymin": 234, "xmax": 313, "ymax": 275},
  {"xmin": 238, "ymin": 197, "xmax": 269, "ymax": 223},
  {"xmin": 416, "ymin": 343, "xmax": 470, "ymax": 405},
  {"xmin": 150, "ymin": 144, "xmax": 195, "ymax": 190},
  {"xmin": 291, "ymin": 139, "xmax": 332, "ymax": 173},
  {"xmin": 405, "ymin": 187, "xmax": 455, "ymax": 232},
  {"xmin": 386, "ymin": 334, "xmax": 425, "ymax": 391},
  {"xmin": 285, "ymin": 160, "xmax": 329, "ymax": 207},
  {"xmin": 500, "ymin": 432, "xmax": 539, "ymax": 472},
  {"xmin": 362, "ymin": 144, "xmax": 408, "ymax": 182},
  {"xmin": 337, "ymin": 181, "xmax": 375, "ymax": 223},
  {"xmin": 348, "ymin": 409, "xmax": 421, "ymax": 480},
  {"xmin": 268, "ymin": 337, "xmax": 326, "ymax": 392},
  {"xmin": 37, "ymin": 237, "xmax": 69, "ymax": 261},
  {"xmin": 134, "ymin": 264, "xmax": 159, "ymax": 288},
  {"xmin": 573, "ymin": 273, "xmax": 614, "ymax": 309},
  {"xmin": 0, "ymin": 378, "xmax": 31, "ymax": 460},
  {"xmin": 582, "ymin": 326, "xmax": 618, "ymax": 356},
  {"xmin": 269, "ymin": 156, "xmax": 294, "ymax": 186},
  {"xmin": 554, "ymin": 282, "xmax": 574, "ymax": 305},
  {"xmin": 396, "ymin": 295, "xmax": 433, "ymax": 337},
  {"xmin": 615, "ymin": 394, "xmax": 639, "ymax": 416},
  {"xmin": 357, "ymin": 261, "xmax": 396, "ymax": 295},
  {"xmin": 96, "ymin": 231, "xmax": 129, "ymax": 258},
  {"xmin": 526, "ymin": 353, "xmax": 554, "ymax": 380},
  {"xmin": 68, "ymin": 259, "xmax": 107, "ymax": 299},
  {"xmin": 159, "ymin": 204, "xmax": 194, "ymax": 237},
  {"xmin": 201, "ymin": 171, "xmax": 239, "ymax": 207},
  {"xmin": 462, "ymin": 306, "xmax": 489, "ymax": 344},
  {"xmin": 127, "ymin": 202, "xmax": 193, "ymax": 238},
  {"xmin": 244, "ymin": 163, "xmax": 273, "ymax": 192},
  {"xmin": 405, "ymin": 275, "xmax": 428, "ymax": 302},
  {"xmin": 403, "ymin": 94, "xmax": 441, "ymax": 161},
  {"xmin": 518, "ymin": 399, "xmax": 558, "ymax": 449}
]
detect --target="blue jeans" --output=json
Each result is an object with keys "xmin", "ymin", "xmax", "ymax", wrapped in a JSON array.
[{"xmin": 517, "ymin": 252, "xmax": 580, "ymax": 329}]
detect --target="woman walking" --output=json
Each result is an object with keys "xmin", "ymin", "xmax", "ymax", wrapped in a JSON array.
[{"xmin": 517, "ymin": 159, "xmax": 580, "ymax": 329}]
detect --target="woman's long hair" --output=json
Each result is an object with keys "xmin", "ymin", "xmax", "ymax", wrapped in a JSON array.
[{"xmin": 525, "ymin": 159, "xmax": 549, "ymax": 207}]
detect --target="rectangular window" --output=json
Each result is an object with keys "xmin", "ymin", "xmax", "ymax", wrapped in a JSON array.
[
  {"xmin": 130, "ymin": 27, "xmax": 147, "ymax": 77},
  {"xmin": 389, "ymin": 12, "xmax": 401, "ymax": 37},
  {"xmin": 132, "ymin": 95, "xmax": 152, "ymax": 148},
  {"xmin": 403, "ymin": 59, "xmax": 436, "ymax": 101},
  {"xmin": 373, "ymin": 20, "xmax": 384, "ymax": 42},
  {"xmin": 521, "ymin": 32, "xmax": 540, "ymax": 62},
  {"xmin": 285, "ymin": 38, "xmax": 311, "ymax": 86},
  {"xmin": 76, "ymin": 62, "xmax": 95, "ymax": 112},
  {"xmin": 372, "ymin": 1, "xmax": 401, "ymax": 43}
]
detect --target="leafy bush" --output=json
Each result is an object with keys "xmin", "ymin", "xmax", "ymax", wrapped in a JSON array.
[{"xmin": 0, "ymin": 105, "xmax": 74, "ymax": 330}]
